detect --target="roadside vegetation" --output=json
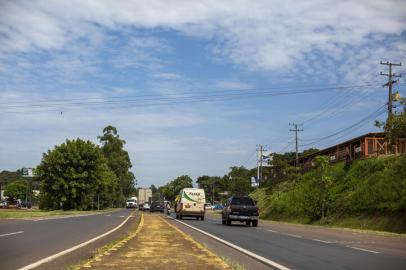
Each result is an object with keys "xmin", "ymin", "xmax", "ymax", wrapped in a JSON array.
[
  {"xmin": 251, "ymin": 155, "xmax": 406, "ymax": 233},
  {"xmin": 0, "ymin": 125, "xmax": 136, "ymax": 211}
]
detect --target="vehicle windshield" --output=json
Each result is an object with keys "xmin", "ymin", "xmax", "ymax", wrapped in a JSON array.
[
  {"xmin": 127, "ymin": 199, "xmax": 135, "ymax": 202},
  {"xmin": 231, "ymin": 197, "xmax": 254, "ymax": 206}
]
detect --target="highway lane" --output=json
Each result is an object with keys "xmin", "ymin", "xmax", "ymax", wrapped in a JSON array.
[
  {"xmin": 0, "ymin": 209, "xmax": 133, "ymax": 270},
  {"xmin": 170, "ymin": 214, "xmax": 406, "ymax": 270}
]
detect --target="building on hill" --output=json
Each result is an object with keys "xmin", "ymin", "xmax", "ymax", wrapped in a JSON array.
[{"xmin": 294, "ymin": 132, "xmax": 406, "ymax": 170}]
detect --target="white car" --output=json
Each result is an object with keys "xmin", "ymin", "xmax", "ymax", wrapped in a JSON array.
[
  {"xmin": 204, "ymin": 203, "xmax": 212, "ymax": 210},
  {"xmin": 142, "ymin": 203, "xmax": 150, "ymax": 211}
]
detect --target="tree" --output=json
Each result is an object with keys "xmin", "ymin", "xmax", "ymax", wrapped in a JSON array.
[
  {"xmin": 98, "ymin": 126, "xmax": 135, "ymax": 204},
  {"xmin": 36, "ymin": 139, "xmax": 117, "ymax": 210},
  {"xmin": 225, "ymin": 166, "xmax": 254, "ymax": 196},
  {"xmin": 196, "ymin": 175, "xmax": 222, "ymax": 203},
  {"xmin": 160, "ymin": 175, "xmax": 193, "ymax": 202},
  {"xmin": 376, "ymin": 98, "xmax": 406, "ymax": 151},
  {"xmin": 4, "ymin": 180, "xmax": 27, "ymax": 201},
  {"xmin": 313, "ymin": 156, "xmax": 332, "ymax": 221}
]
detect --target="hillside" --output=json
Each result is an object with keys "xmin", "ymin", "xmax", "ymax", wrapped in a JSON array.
[{"xmin": 251, "ymin": 155, "xmax": 406, "ymax": 233}]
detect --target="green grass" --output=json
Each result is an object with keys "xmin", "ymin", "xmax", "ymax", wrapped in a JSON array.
[{"xmin": 0, "ymin": 208, "xmax": 119, "ymax": 219}]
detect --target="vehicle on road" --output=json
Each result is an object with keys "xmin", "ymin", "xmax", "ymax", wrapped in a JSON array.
[
  {"xmin": 150, "ymin": 201, "xmax": 164, "ymax": 213},
  {"xmin": 212, "ymin": 203, "xmax": 224, "ymax": 210},
  {"xmin": 126, "ymin": 197, "xmax": 138, "ymax": 208},
  {"xmin": 175, "ymin": 188, "xmax": 206, "ymax": 220},
  {"xmin": 204, "ymin": 203, "xmax": 212, "ymax": 210},
  {"xmin": 0, "ymin": 200, "xmax": 8, "ymax": 208},
  {"xmin": 140, "ymin": 202, "xmax": 150, "ymax": 211},
  {"xmin": 222, "ymin": 196, "xmax": 259, "ymax": 227}
]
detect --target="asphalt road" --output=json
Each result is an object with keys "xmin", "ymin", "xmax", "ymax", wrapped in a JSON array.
[
  {"xmin": 170, "ymin": 213, "xmax": 406, "ymax": 270},
  {"xmin": 0, "ymin": 209, "xmax": 132, "ymax": 270}
]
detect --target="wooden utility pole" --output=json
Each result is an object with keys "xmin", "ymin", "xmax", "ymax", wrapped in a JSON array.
[
  {"xmin": 290, "ymin": 123, "xmax": 303, "ymax": 168},
  {"xmin": 380, "ymin": 61, "xmax": 402, "ymax": 153},
  {"xmin": 380, "ymin": 61, "xmax": 402, "ymax": 121}
]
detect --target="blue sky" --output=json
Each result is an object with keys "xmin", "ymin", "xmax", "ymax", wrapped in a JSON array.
[{"xmin": 0, "ymin": 0, "xmax": 405, "ymax": 187}]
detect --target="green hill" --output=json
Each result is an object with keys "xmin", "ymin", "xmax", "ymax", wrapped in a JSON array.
[{"xmin": 251, "ymin": 155, "xmax": 406, "ymax": 233}]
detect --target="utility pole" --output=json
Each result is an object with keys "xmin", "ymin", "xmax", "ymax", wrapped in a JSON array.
[
  {"xmin": 289, "ymin": 123, "xmax": 303, "ymax": 168},
  {"xmin": 380, "ymin": 61, "xmax": 402, "ymax": 121},
  {"xmin": 256, "ymin": 145, "xmax": 267, "ymax": 185},
  {"xmin": 380, "ymin": 61, "xmax": 402, "ymax": 153}
]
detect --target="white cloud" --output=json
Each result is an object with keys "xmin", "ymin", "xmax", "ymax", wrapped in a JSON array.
[{"xmin": 1, "ymin": 0, "xmax": 405, "ymax": 75}]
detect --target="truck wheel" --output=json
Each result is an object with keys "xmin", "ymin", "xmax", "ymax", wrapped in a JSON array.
[
  {"xmin": 245, "ymin": 221, "xmax": 251, "ymax": 226},
  {"xmin": 221, "ymin": 216, "xmax": 226, "ymax": 225},
  {"xmin": 201, "ymin": 216, "xmax": 204, "ymax": 221},
  {"xmin": 252, "ymin": 220, "xmax": 258, "ymax": 227},
  {"xmin": 179, "ymin": 215, "xmax": 183, "ymax": 220}
]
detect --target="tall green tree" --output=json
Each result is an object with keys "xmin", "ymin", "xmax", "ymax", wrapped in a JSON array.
[
  {"xmin": 160, "ymin": 175, "xmax": 193, "ymax": 201},
  {"xmin": 196, "ymin": 175, "xmax": 222, "ymax": 203},
  {"xmin": 4, "ymin": 180, "xmax": 27, "ymax": 201},
  {"xmin": 225, "ymin": 166, "xmax": 254, "ymax": 196},
  {"xmin": 98, "ymin": 126, "xmax": 135, "ymax": 204},
  {"xmin": 36, "ymin": 139, "xmax": 117, "ymax": 210}
]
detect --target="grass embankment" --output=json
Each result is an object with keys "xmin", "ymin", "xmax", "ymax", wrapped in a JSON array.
[
  {"xmin": 0, "ymin": 208, "xmax": 118, "ymax": 219},
  {"xmin": 251, "ymin": 155, "xmax": 406, "ymax": 234}
]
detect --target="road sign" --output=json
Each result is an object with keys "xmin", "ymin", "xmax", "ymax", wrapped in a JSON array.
[{"xmin": 22, "ymin": 168, "xmax": 35, "ymax": 177}]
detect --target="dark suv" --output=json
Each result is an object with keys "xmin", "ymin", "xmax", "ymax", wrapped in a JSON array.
[
  {"xmin": 222, "ymin": 196, "xmax": 259, "ymax": 227},
  {"xmin": 150, "ymin": 201, "xmax": 164, "ymax": 213}
]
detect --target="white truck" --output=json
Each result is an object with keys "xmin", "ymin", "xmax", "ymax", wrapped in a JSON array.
[
  {"xmin": 138, "ymin": 188, "xmax": 152, "ymax": 205},
  {"xmin": 126, "ymin": 197, "xmax": 138, "ymax": 208},
  {"xmin": 175, "ymin": 188, "xmax": 206, "ymax": 220}
]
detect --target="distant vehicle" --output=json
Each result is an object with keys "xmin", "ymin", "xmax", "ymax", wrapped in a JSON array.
[
  {"xmin": 126, "ymin": 197, "xmax": 138, "ymax": 208},
  {"xmin": 212, "ymin": 204, "xmax": 224, "ymax": 210},
  {"xmin": 222, "ymin": 196, "xmax": 259, "ymax": 227},
  {"xmin": 140, "ymin": 202, "xmax": 150, "ymax": 211},
  {"xmin": 175, "ymin": 188, "xmax": 206, "ymax": 220},
  {"xmin": 150, "ymin": 201, "xmax": 164, "ymax": 213},
  {"xmin": 0, "ymin": 200, "xmax": 8, "ymax": 208},
  {"xmin": 204, "ymin": 203, "xmax": 212, "ymax": 210},
  {"xmin": 20, "ymin": 200, "xmax": 32, "ymax": 209},
  {"xmin": 138, "ymin": 188, "xmax": 152, "ymax": 205}
]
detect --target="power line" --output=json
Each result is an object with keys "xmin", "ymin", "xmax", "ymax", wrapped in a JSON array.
[{"xmin": 0, "ymin": 82, "xmax": 385, "ymax": 114}]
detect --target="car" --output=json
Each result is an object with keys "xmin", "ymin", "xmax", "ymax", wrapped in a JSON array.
[
  {"xmin": 140, "ymin": 202, "xmax": 150, "ymax": 211},
  {"xmin": 150, "ymin": 201, "xmax": 164, "ymax": 213},
  {"xmin": 0, "ymin": 200, "xmax": 8, "ymax": 208},
  {"xmin": 212, "ymin": 203, "xmax": 224, "ymax": 210},
  {"xmin": 204, "ymin": 203, "xmax": 212, "ymax": 210},
  {"xmin": 221, "ymin": 196, "xmax": 259, "ymax": 227}
]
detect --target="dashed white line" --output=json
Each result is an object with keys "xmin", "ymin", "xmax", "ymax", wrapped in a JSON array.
[
  {"xmin": 287, "ymin": 233, "xmax": 302, "ymax": 238},
  {"xmin": 119, "ymin": 215, "xmax": 125, "ymax": 218},
  {"xmin": 0, "ymin": 231, "xmax": 24, "ymax": 237},
  {"xmin": 105, "ymin": 214, "xmax": 111, "ymax": 217},
  {"xmin": 346, "ymin": 246, "xmax": 381, "ymax": 254},
  {"xmin": 312, "ymin": 239, "xmax": 332, "ymax": 244},
  {"xmin": 267, "ymin": 229, "xmax": 278, "ymax": 233}
]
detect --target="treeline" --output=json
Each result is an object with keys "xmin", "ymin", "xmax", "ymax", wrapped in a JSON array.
[
  {"xmin": 251, "ymin": 155, "xmax": 406, "ymax": 231},
  {"xmin": 37, "ymin": 125, "xmax": 135, "ymax": 210}
]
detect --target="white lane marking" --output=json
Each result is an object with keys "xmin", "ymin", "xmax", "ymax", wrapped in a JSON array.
[
  {"xmin": 0, "ymin": 231, "xmax": 24, "ymax": 237},
  {"xmin": 346, "ymin": 246, "xmax": 381, "ymax": 254},
  {"xmin": 286, "ymin": 234, "xmax": 302, "ymax": 238},
  {"xmin": 267, "ymin": 229, "xmax": 278, "ymax": 233},
  {"xmin": 119, "ymin": 215, "xmax": 125, "ymax": 218},
  {"xmin": 18, "ymin": 213, "xmax": 133, "ymax": 270},
  {"xmin": 105, "ymin": 214, "xmax": 111, "ymax": 217},
  {"xmin": 172, "ymin": 218, "xmax": 290, "ymax": 270},
  {"xmin": 312, "ymin": 239, "xmax": 331, "ymax": 244}
]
